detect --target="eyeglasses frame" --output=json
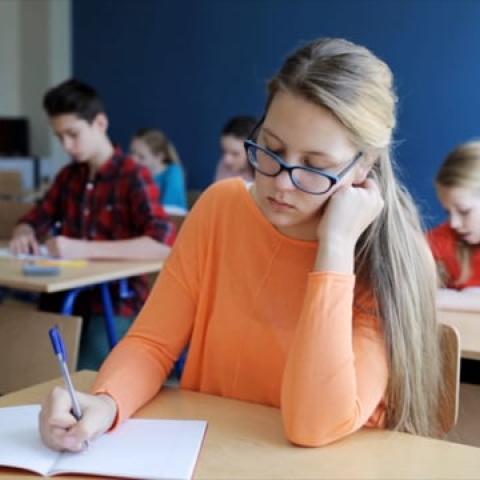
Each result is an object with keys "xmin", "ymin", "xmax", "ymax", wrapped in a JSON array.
[{"xmin": 244, "ymin": 117, "xmax": 363, "ymax": 195}]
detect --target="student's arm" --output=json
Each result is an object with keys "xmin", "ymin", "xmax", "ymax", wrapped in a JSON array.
[
  {"xmin": 92, "ymin": 191, "xmax": 207, "ymax": 424},
  {"xmin": 281, "ymin": 273, "xmax": 387, "ymax": 447},
  {"xmin": 426, "ymin": 224, "xmax": 457, "ymax": 288},
  {"xmin": 10, "ymin": 169, "xmax": 67, "ymax": 254},
  {"xmin": 45, "ymin": 235, "xmax": 171, "ymax": 260},
  {"xmin": 282, "ymin": 179, "xmax": 387, "ymax": 446},
  {"xmin": 45, "ymin": 165, "xmax": 176, "ymax": 260},
  {"xmin": 39, "ymin": 189, "xmax": 209, "ymax": 450}
]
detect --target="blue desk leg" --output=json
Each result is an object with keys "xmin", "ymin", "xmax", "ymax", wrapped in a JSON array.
[
  {"xmin": 61, "ymin": 283, "xmax": 118, "ymax": 350},
  {"xmin": 100, "ymin": 282, "xmax": 118, "ymax": 349},
  {"xmin": 61, "ymin": 287, "xmax": 87, "ymax": 315}
]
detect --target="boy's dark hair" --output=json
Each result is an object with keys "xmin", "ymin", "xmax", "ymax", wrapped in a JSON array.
[
  {"xmin": 43, "ymin": 78, "xmax": 105, "ymax": 122},
  {"xmin": 222, "ymin": 115, "xmax": 257, "ymax": 139}
]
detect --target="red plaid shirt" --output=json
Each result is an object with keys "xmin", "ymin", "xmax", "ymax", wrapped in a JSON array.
[{"xmin": 21, "ymin": 148, "xmax": 175, "ymax": 315}]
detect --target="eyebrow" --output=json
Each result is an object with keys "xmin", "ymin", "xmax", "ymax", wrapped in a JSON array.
[{"xmin": 262, "ymin": 126, "xmax": 333, "ymax": 159}]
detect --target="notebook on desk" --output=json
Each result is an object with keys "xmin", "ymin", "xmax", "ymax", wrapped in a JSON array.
[{"xmin": 0, "ymin": 404, "xmax": 207, "ymax": 479}]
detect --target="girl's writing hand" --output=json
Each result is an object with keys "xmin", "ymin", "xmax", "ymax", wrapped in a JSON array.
[{"xmin": 39, "ymin": 386, "xmax": 118, "ymax": 452}]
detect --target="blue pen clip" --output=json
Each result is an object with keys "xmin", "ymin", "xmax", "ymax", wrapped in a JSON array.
[{"xmin": 49, "ymin": 325, "xmax": 68, "ymax": 363}]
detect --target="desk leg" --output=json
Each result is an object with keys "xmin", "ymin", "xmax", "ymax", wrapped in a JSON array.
[
  {"xmin": 100, "ymin": 282, "xmax": 118, "ymax": 349},
  {"xmin": 61, "ymin": 284, "xmax": 118, "ymax": 350},
  {"xmin": 61, "ymin": 288, "xmax": 87, "ymax": 315}
]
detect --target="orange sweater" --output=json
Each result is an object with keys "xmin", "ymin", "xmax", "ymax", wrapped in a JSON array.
[
  {"xmin": 428, "ymin": 222, "xmax": 480, "ymax": 288},
  {"xmin": 93, "ymin": 178, "xmax": 388, "ymax": 446}
]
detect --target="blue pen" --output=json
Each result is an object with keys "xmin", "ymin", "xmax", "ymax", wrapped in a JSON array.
[{"xmin": 49, "ymin": 325, "xmax": 83, "ymax": 420}]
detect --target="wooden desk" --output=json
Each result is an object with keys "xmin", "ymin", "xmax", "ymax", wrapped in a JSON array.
[
  {"xmin": 1, "ymin": 371, "xmax": 480, "ymax": 480},
  {"xmin": 0, "ymin": 251, "xmax": 163, "ymax": 346},
  {"xmin": 439, "ymin": 308, "xmax": 480, "ymax": 360},
  {"xmin": 0, "ymin": 256, "xmax": 163, "ymax": 293}
]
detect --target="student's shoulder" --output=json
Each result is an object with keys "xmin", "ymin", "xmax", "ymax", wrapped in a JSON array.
[
  {"xmin": 195, "ymin": 178, "xmax": 249, "ymax": 209},
  {"xmin": 167, "ymin": 163, "xmax": 184, "ymax": 174},
  {"xmin": 163, "ymin": 163, "xmax": 185, "ymax": 181},
  {"xmin": 118, "ymin": 154, "xmax": 155, "ymax": 181},
  {"xmin": 427, "ymin": 222, "xmax": 455, "ymax": 242},
  {"xmin": 52, "ymin": 161, "xmax": 83, "ymax": 183},
  {"xmin": 427, "ymin": 222, "xmax": 457, "ymax": 254},
  {"xmin": 184, "ymin": 179, "xmax": 251, "ymax": 234}
]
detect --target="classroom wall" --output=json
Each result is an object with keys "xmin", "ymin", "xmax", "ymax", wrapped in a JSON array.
[
  {"xmin": 0, "ymin": 0, "xmax": 72, "ymax": 175},
  {"xmin": 73, "ymin": 0, "xmax": 480, "ymax": 226},
  {"xmin": 0, "ymin": 0, "xmax": 21, "ymax": 115}
]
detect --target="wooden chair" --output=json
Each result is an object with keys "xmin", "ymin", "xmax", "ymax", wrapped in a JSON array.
[
  {"xmin": 0, "ymin": 305, "xmax": 82, "ymax": 394},
  {"xmin": 0, "ymin": 200, "xmax": 33, "ymax": 239},
  {"xmin": 0, "ymin": 170, "xmax": 23, "ymax": 199},
  {"xmin": 439, "ymin": 323, "xmax": 461, "ymax": 434}
]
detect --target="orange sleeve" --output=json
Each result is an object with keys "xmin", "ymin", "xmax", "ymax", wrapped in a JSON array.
[
  {"xmin": 281, "ymin": 272, "xmax": 388, "ymax": 446},
  {"xmin": 92, "ymin": 189, "xmax": 209, "ymax": 424}
]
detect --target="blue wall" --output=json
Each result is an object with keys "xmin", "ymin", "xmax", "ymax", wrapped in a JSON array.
[{"xmin": 73, "ymin": 0, "xmax": 480, "ymax": 227}]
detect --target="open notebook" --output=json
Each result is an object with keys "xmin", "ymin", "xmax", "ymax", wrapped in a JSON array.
[{"xmin": 0, "ymin": 405, "xmax": 207, "ymax": 479}]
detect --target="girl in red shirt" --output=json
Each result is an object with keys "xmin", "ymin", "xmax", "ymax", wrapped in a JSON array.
[{"xmin": 428, "ymin": 140, "xmax": 480, "ymax": 311}]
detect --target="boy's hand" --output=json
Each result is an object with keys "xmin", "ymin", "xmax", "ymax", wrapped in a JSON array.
[
  {"xmin": 10, "ymin": 223, "xmax": 40, "ymax": 255},
  {"xmin": 46, "ymin": 236, "xmax": 88, "ymax": 259},
  {"xmin": 39, "ymin": 386, "xmax": 118, "ymax": 452}
]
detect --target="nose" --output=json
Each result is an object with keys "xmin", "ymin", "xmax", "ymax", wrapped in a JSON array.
[
  {"xmin": 273, "ymin": 167, "xmax": 296, "ymax": 191},
  {"xmin": 223, "ymin": 153, "xmax": 234, "ymax": 166},
  {"xmin": 449, "ymin": 212, "xmax": 462, "ymax": 231},
  {"xmin": 61, "ymin": 137, "xmax": 74, "ymax": 153}
]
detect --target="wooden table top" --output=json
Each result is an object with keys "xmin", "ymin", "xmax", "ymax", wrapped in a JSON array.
[
  {"xmin": 439, "ymin": 308, "xmax": 480, "ymax": 361},
  {"xmin": 1, "ymin": 371, "xmax": 480, "ymax": 479},
  {"xmin": 0, "ymin": 256, "xmax": 162, "ymax": 293}
]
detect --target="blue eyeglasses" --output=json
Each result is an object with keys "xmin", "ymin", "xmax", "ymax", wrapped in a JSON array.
[{"xmin": 244, "ymin": 139, "xmax": 363, "ymax": 195}]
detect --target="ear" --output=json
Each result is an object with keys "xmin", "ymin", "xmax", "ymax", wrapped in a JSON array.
[{"xmin": 92, "ymin": 113, "xmax": 109, "ymax": 133}]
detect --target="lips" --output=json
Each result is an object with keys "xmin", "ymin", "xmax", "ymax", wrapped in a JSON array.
[
  {"xmin": 267, "ymin": 196, "xmax": 295, "ymax": 209},
  {"xmin": 457, "ymin": 231, "xmax": 472, "ymax": 243}
]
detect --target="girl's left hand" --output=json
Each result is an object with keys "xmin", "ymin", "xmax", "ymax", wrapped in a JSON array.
[{"xmin": 316, "ymin": 178, "xmax": 384, "ymax": 248}]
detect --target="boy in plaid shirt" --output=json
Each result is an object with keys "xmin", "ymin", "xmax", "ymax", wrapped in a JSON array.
[{"xmin": 9, "ymin": 79, "xmax": 176, "ymax": 366}]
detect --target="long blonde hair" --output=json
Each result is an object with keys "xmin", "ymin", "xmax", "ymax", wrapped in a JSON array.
[
  {"xmin": 435, "ymin": 140, "xmax": 480, "ymax": 285},
  {"xmin": 268, "ymin": 38, "xmax": 442, "ymax": 436}
]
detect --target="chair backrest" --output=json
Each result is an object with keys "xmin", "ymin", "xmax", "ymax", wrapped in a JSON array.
[
  {"xmin": 0, "ymin": 200, "xmax": 33, "ymax": 239},
  {"xmin": 0, "ymin": 170, "xmax": 23, "ymax": 199},
  {"xmin": 438, "ymin": 323, "xmax": 461, "ymax": 435},
  {"xmin": 0, "ymin": 305, "xmax": 82, "ymax": 394}
]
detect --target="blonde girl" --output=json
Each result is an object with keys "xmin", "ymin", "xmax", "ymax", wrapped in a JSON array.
[
  {"xmin": 40, "ymin": 37, "xmax": 442, "ymax": 450},
  {"xmin": 429, "ymin": 140, "xmax": 480, "ymax": 309}
]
